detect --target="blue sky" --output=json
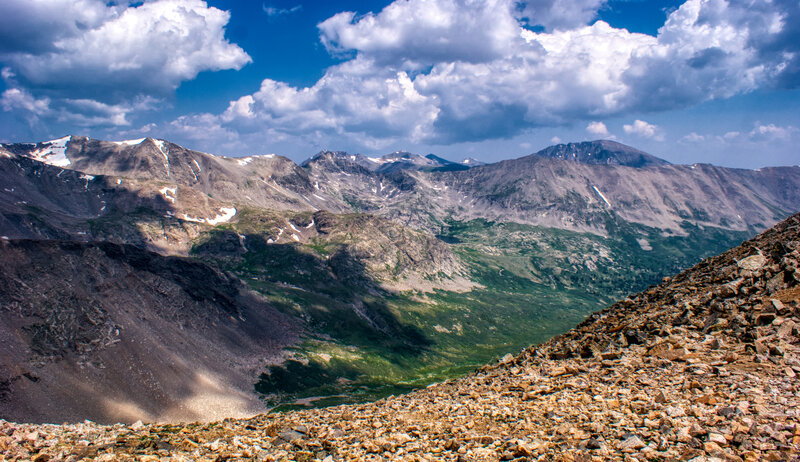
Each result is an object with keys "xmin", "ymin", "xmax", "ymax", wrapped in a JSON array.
[{"xmin": 0, "ymin": 0, "xmax": 798, "ymax": 168}]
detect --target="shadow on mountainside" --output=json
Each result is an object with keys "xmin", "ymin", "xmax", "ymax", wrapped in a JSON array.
[
  {"xmin": 194, "ymin": 234, "xmax": 434, "ymax": 354},
  {"xmin": 192, "ymin": 233, "xmax": 435, "ymax": 401},
  {"xmin": 0, "ymin": 239, "xmax": 300, "ymax": 424}
]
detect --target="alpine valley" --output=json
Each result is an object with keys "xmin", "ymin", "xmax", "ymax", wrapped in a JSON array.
[{"xmin": 1, "ymin": 136, "xmax": 799, "ymax": 424}]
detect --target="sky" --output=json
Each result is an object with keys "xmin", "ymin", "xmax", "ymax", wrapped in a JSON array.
[{"xmin": 0, "ymin": 0, "xmax": 798, "ymax": 168}]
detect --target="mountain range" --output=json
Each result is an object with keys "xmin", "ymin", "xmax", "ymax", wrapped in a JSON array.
[{"xmin": 1, "ymin": 135, "xmax": 799, "ymax": 423}]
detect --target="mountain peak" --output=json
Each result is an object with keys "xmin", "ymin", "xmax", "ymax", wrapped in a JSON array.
[{"xmin": 534, "ymin": 140, "xmax": 670, "ymax": 168}]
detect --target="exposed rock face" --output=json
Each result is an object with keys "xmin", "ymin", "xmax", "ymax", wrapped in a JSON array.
[
  {"xmin": 3, "ymin": 213, "xmax": 798, "ymax": 460},
  {"xmin": 0, "ymin": 239, "xmax": 299, "ymax": 424}
]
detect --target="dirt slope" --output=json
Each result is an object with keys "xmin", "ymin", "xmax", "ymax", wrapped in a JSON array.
[{"xmin": 0, "ymin": 240, "xmax": 299, "ymax": 424}]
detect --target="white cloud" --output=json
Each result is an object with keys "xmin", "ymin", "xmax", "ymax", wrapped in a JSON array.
[
  {"xmin": 0, "ymin": 0, "xmax": 250, "ymax": 130},
  {"xmin": 623, "ymin": 119, "xmax": 664, "ymax": 141},
  {"xmin": 586, "ymin": 121, "xmax": 610, "ymax": 137},
  {"xmin": 5, "ymin": 0, "xmax": 251, "ymax": 97},
  {"xmin": 318, "ymin": 0, "xmax": 520, "ymax": 67},
  {"xmin": 263, "ymin": 4, "xmax": 302, "ymax": 17},
  {"xmin": 681, "ymin": 132, "xmax": 705, "ymax": 143},
  {"xmin": 220, "ymin": 59, "xmax": 441, "ymax": 147},
  {"xmin": 517, "ymin": 0, "xmax": 606, "ymax": 31},
  {"xmin": 207, "ymin": 0, "xmax": 798, "ymax": 149},
  {"xmin": 0, "ymin": 87, "xmax": 50, "ymax": 114},
  {"xmin": 550, "ymin": 136, "xmax": 562, "ymax": 144},
  {"xmin": 0, "ymin": 0, "xmax": 118, "ymax": 55},
  {"xmin": 748, "ymin": 123, "xmax": 797, "ymax": 141}
]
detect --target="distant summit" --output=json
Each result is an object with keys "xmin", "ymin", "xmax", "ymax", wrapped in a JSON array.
[{"xmin": 533, "ymin": 140, "xmax": 670, "ymax": 168}]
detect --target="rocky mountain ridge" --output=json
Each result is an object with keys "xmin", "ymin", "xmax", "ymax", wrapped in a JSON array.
[
  {"xmin": 2, "ymin": 207, "xmax": 798, "ymax": 461},
  {"xmin": 5, "ymin": 136, "xmax": 800, "ymax": 236}
]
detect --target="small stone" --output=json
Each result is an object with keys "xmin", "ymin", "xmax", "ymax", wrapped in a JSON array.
[
  {"xmin": 689, "ymin": 424, "xmax": 707, "ymax": 437},
  {"xmin": 738, "ymin": 254, "xmax": 766, "ymax": 271},
  {"xmin": 585, "ymin": 438, "xmax": 603, "ymax": 449},
  {"xmin": 785, "ymin": 367, "xmax": 796, "ymax": 378},
  {"xmin": 677, "ymin": 427, "xmax": 692, "ymax": 443},
  {"xmin": 717, "ymin": 406, "xmax": 741, "ymax": 418},
  {"xmin": 724, "ymin": 352, "xmax": 739, "ymax": 363},
  {"xmin": 707, "ymin": 433, "xmax": 727, "ymax": 445},
  {"xmin": 277, "ymin": 430, "xmax": 304, "ymax": 442},
  {"xmin": 130, "ymin": 420, "xmax": 145, "ymax": 431},
  {"xmin": 703, "ymin": 441, "xmax": 723, "ymax": 453},
  {"xmin": 620, "ymin": 435, "xmax": 646, "ymax": 450}
]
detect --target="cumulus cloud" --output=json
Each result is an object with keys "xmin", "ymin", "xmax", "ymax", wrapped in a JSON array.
[
  {"xmin": 0, "ymin": 0, "xmax": 250, "ymax": 130},
  {"xmin": 0, "ymin": 0, "xmax": 117, "ymax": 55},
  {"xmin": 3, "ymin": 0, "xmax": 251, "ymax": 98},
  {"xmin": 623, "ymin": 120, "xmax": 664, "ymax": 141},
  {"xmin": 200, "ymin": 0, "xmax": 798, "ymax": 150},
  {"xmin": 318, "ymin": 0, "xmax": 520, "ymax": 67},
  {"xmin": 586, "ymin": 121, "xmax": 610, "ymax": 137}
]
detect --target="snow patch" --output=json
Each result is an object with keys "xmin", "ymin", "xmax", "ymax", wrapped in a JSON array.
[
  {"xmin": 116, "ymin": 179, "xmax": 122, "ymax": 185},
  {"xmin": 305, "ymin": 219, "xmax": 315, "ymax": 229},
  {"xmin": 592, "ymin": 186, "xmax": 612, "ymax": 208},
  {"xmin": 181, "ymin": 214, "xmax": 204, "ymax": 223},
  {"xmin": 111, "ymin": 138, "xmax": 145, "ymax": 146},
  {"xmin": 180, "ymin": 209, "xmax": 237, "ymax": 225},
  {"xmin": 291, "ymin": 233, "xmax": 300, "ymax": 241},
  {"xmin": 159, "ymin": 186, "xmax": 177, "ymax": 203},
  {"xmin": 236, "ymin": 154, "xmax": 276, "ymax": 165},
  {"xmin": 636, "ymin": 238, "xmax": 652, "ymax": 251},
  {"xmin": 152, "ymin": 139, "xmax": 170, "ymax": 174},
  {"xmin": 29, "ymin": 136, "xmax": 71, "ymax": 167},
  {"xmin": 206, "ymin": 207, "xmax": 237, "ymax": 225},
  {"xmin": 193, "ymin": 159, "xmax": 202, "ymax": 172},
  {"xmin": 289, "ymin": 222, "xmax": 300, "ymax": 232},
  {"xmin": 80, "ymin": 174, "xmax": 94, "ymax": 189}
]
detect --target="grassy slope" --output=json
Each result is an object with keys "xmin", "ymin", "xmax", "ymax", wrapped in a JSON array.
[{"xmin": 190, "ymin": 211, "xmax": 753, "ymax": 410}]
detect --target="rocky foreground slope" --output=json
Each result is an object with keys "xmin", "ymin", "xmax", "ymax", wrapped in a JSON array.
[{"xmin": 3, "ymin": 214, "xmax": 799, "ymax": 460}]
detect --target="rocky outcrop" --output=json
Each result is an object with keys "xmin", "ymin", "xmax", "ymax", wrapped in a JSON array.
[{"xmin": 3, "ymin": 215, "xmax": 798, "ymax": 461}]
